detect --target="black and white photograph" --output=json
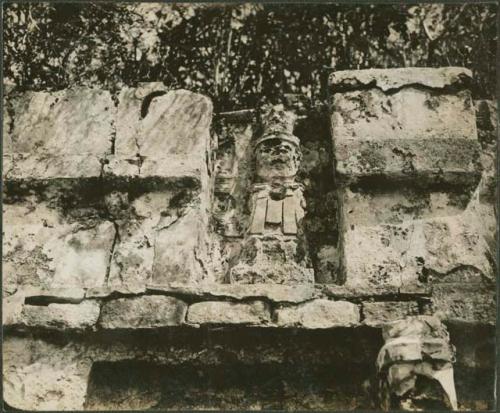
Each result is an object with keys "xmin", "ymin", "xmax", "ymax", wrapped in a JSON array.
[{"xmin": 2, "ymin": 2, "xmax": 497, "ymax": 411}]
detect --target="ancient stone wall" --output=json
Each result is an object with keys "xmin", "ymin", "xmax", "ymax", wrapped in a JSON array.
[{"xmin": 2, "ymin": 67, "xmax": 496, "ymax": 410}]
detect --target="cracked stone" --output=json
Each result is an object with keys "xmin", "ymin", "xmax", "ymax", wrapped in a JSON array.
[
  {"xmin": 274, "ymin": 299, "xmax": 360, "ymax": 329},
  {"xmin": 330, "ymin": 67, "xmax": 479, "ymax": 186},
  {"xmin": 99, "ymin": 295, "xmax": 187, "ymax": 329},
  {"xmin": 115, "ymin": 89, "xmax": 213, "ymax": 162},
  {"xmin": 152, "ymin": 206, "xmax": 214, "ymax": 284}
]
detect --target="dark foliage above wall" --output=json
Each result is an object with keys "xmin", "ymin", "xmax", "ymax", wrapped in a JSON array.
[{"xmin": 4, "ymin": 3, "xmax": 497, "ymax": 111}]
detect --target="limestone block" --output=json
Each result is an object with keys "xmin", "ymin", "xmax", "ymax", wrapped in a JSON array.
[
  {"xmin": 106, "ymin": 191, "xmax": 166, "ymax": 288},
  {"xmin": 334, "ymin": 137, "xmax": 481, "ymax": 185},
  {"xmin": 274, "ymin": 299, "xmax": 360, "ymax": 329},
  {"xmin": 3, "ymin": 202, "xmax": 116, "ymax": 291},
  {"xmin": 10, "ymin": 87, "xmax": 115, "ymax": 156},
  {"xmin": 50, "ymin": 221, "xmax": 116, "ymax": 289},
  {"xmin": 5, "ymin": 153, "xmax": 102, "ymax": 181},
  {"xmin": 152, "ymin": 206, "xmax": 213, "ymax": 284},
  {"xmin": 115, "ymin": 83, "xmax": 168, "ymax": 155},
  {"xmin": 430, "ymin": 268, "xmax": 495, "ymax": 324},
  {"xmin": 99, "ymin": 296, "xmax": 187, "ymax": 329},
  {"xmin": 103, "ymin": 155, "xmax": 206, "ymax": 183},
  {"xmin": 21, "ymin": 300, "xmax": 101, "ymax": 330},
  {"xmin": 342, "ymin": 187, "xmax": 471, "ymax": 227},
  {"xmin": 187, "ymin": 300, "xmax": 270, "ymax": 325},
  {"xmin": 343, "ymin": 213, "xmax": 492, "ymax": 289},
  {"xmin": 362, "ymin": 301, "xmax": 419, "ymax": 327},
  {"xmin": 330, "ymin": 67, "xmax": 480, "ymax": 185},
  {"xmin": 115, "ymin": 89, "xmax": 213, "ymax": 162},
  {"xmin": 3, "ymin": 336, "xmax": 92, "ymax": 410}
]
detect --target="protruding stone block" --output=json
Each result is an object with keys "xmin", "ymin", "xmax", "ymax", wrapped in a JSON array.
[
  {"xmin": 274, "ymin": 299, "xmax": 360, "ymax": 329},
  {"xmin": 330, "ymin": 67, "xmax": 480, "ymax": 186},
  {"xmin": 10, "ymin": 88, "xmax": 115, "ymax": 156},
  {"xmin": 187, "ymin": 300, "xmax": 270, "ymax": 325},
  {"xmin": 99, "ymin": 296, "xmax": 187, "ymax": 329},
  {"xmin": 115, "ymin": 89, "xmax": 213, "ymax": 161},
  {"xmin": 21, "ymin": 300, "xmax": 101, "ymax": 330}
]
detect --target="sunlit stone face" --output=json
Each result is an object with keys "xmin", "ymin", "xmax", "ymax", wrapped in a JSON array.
[{"xmin": 255, "ymin": 138, "xmax": 300, "ymax": 181}]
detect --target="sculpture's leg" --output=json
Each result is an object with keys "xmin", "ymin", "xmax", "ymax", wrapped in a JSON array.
[{"xmin": 376, "ymin": 316, "xmax": 458, "ymax": 411}]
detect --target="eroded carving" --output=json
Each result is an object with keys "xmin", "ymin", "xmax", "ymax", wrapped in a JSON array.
[
  {"xmin": 228, "ymin": 105, "xmax": 313, "ymax": 284},
  {"xmin": 377, "ymin": 316, "xmax": 458, "ymax": 411}
]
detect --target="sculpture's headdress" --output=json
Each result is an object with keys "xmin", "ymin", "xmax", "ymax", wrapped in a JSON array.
[{"xmin": 254, "ymin": 105, "xmax": 300, "ymax": 149}]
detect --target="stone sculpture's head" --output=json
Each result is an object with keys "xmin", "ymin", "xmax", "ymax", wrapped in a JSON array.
[{"xmin": 254, "ymin": 134, "xmax": 301, "ymax": 181}]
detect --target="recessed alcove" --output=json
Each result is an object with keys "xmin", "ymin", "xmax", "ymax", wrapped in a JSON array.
[{"xmin": 84, "ymin": 360, "xmax": 374, "ymax": 410}]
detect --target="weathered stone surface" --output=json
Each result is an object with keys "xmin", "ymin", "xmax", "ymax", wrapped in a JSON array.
[
  {"xmin": 334, "ymin": 137, "xmax": 481, "ymax": 185},
  {"xmin": 330, "ymin": 67, "xmax": 479, "ymax": 186},
  {"xmin": 50, "ymin": 221, "xmax": 116, "ymax": 288},
  {"xmin": 99, "ymin": 296, "xmax": 187, "ymax": 329},
  {"xmin": 342, "ymin": 187, "xmax": 471, "ymax": 227},
  {"xmin": 10, "ymin": 87, "xmax": 115, "ymax": 156},
  {"xmin": 152, "ymin": 206, "xmax": 214, "ymax": 284},
  {"xmin": 430, "ymin": 267, "xmax": 495, "ymax": 324},
  {"xmin": 4, "ymin": 153, "xmax": 102, "ymax": 181},
  {"xmin": 102, "ymin": 155, "xmax": 206, "ymax": 182},
  {"xmin": 229, "ymin": 235, "xmax": 314, "ymax": 285},
  {"xmin": 275, "ymin": 299, "xmax": 360, "ymax": 329},
  {"xmin": 21, "ymin": 300, "xmax": 101, "ymax": 330},
  {"xmin": 331, "ymin": 87, "xmax": 476, "ymax": 143},
  {"xmin": 342, "ymin": 215, "xmax": 492, "ymax": 288},
  {"xmin": 115, "ymin": 89, "xmax": 213, "ymax": 159},
  {"xmin": 3, "ymin": 202, "xmax": 116, "ymax": 291},
  {"xmin": 187, "ymin": 300, "xmax": 271, "ymax": 325},
  {"xmin": 330, "ymin": 67, "xmax": 471, "ymax": 92},
  {"xmin": 362, "ymin": 301, "xmax": 419, "ymax": 327},
  {"xmin": 4, "ymin": 336, "xmax": 93, "ymax": 410},
  {"xmin": 115, "ymin": 83, "xmax": 168, "ymax": 155}
]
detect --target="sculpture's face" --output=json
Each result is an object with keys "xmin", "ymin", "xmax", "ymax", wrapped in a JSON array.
[{"xmin": 255, "ymin": 138, "xmax": 300, "ymax": 181}]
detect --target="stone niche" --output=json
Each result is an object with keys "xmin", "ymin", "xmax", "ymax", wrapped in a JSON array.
[{"xmin": 2, "ymin": 67, "xmax": 497, "ymax": 411}]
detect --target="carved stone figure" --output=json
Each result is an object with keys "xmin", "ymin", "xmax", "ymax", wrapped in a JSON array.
[
  {"xmin": 377, "ymin": 316, "xmax": 458, "ymax": 411},
  {"xmin": 228, "ymin": 105, "xmax": 313, "ymax": 284}
]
